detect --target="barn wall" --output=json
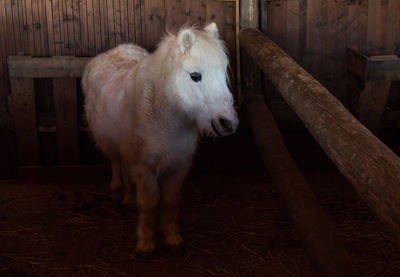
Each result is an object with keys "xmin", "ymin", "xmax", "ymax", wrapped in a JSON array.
[
  {"xmin": 0, "ymin": 0, "xmax": 237, "ymax": 122},
  {"xmin": 260, "ymin": 0, "xmax": 400, "ymax": 102},
  {"xmin": 0, "ymin": 0, "xmax": 236, "ymax": 176}
]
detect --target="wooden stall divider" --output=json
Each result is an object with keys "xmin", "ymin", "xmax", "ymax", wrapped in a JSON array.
[
  {"xmin": 8, "ymin": 56, "xmax": 89, "ymax": 166},
  {"xmin": 239, "ymin": 27, "xmax": 400, "ymax": 244}
]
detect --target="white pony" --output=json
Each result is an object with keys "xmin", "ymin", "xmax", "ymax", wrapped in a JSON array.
[{"xmin": 82, "ymin": 23, "xmax": 238, "ymax": 257}]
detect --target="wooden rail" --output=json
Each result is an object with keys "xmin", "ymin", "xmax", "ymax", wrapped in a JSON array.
[
  {"xmin": 8, "ymin": 56, "xmax": 90, "ymax": 165},
  {"xmin": 243, "ymin": 93, "xmax": 358, "ymax": 277},
  {"xmin": 239, "ymin": 28, "xmax": 400, "ymax": 242}
]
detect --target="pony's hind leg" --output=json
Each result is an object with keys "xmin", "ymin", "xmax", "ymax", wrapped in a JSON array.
[
  {"xmin": 159, "ymin": 166, "xmax": 189, "ymax": 249},
  {"xmin": 110, "ymin": 158, "xmax": 123, "ymax": 202}
]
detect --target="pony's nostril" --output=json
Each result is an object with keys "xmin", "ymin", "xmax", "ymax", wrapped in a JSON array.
[{"xmin": 219, "ymin": 117, "xmax": 233, "ymax": 132}]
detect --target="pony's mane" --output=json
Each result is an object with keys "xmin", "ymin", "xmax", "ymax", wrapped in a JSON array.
[{"xmin": 153, "ymin": 25, "xmax": 229, "ymax": 81}]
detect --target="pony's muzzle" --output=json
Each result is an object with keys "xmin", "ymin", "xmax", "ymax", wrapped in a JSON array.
[
  {"xmin": 211, "ymin": 116, "xmax": 238, "ymax": 136},
  {"xmin": 219, "ymin": 117, "xmax": 234, "ymax": 132}
]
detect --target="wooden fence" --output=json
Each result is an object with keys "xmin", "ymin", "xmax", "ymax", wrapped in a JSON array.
[
  {"xmin": 0, "ymin": 0, "xmax": 237, "ymax": 118},
  {"xmin": 260, "ymin": 0, "xmax": 400, "ymax": 102},
  {"xmin": 8, "ymin": 56, "xmax": 89, "ymax": 165},
  {"xmin": 240, "ymin": 27, "xmax": 400, "ymax": 246}
]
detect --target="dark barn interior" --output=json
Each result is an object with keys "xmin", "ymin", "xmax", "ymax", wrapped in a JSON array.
[{"xmin": 1, "ymin": 0, "xmax": 400, "ymax": 276}]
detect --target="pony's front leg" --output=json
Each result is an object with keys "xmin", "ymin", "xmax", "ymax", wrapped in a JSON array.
[
  {"xmin": 110, "ymin": 159, "xmax": 123, "ymax": 201},
  {"xmin": 159, "ymin": 166, "xmax": 189, "ymax": 249},
  {"xmin": 121, "ymin": 161, "xmax": 135, "ymax": 205},
  {"xmin": 132, "ymin": 166, "xmax": 159, "ymax": 257}
]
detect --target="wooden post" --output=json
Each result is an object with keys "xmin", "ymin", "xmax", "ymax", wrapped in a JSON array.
[
  {"xmin": 9, "ymin": 78, "xmax": 40, "ymax": 165},
  {"xmin": 239, "ymin": 0, "xmax": 263, "ymax": 104},
  {"xmin": 346, "ymin": 47, "xmax": 400, "ymax": 134},
  {"xmin": 8, "ymin": 56, "xmax": 90, "ymax": 166},
  {"xmin": 239, "ymin": 27, "xmax": 400, "ymax": 241},
  {"xmin": 53, "ymin": 78, "xmax": 79, "ymax": 164},
  {"xmin": 243, "ymin": 93, "xmax": 358, "ymax": 277},
  {"xmin": 358, "ymin": 80, "xmax": 392, "ymax": 134},
  {"xmin": 240, "ymin": 5, "xmax": 358, "ymax": 276}
]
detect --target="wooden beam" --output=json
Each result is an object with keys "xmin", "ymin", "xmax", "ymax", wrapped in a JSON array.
[
  {"xmin": 358, "ymin": 80, "xmax": 392, "ymax": 135},
  {"xmin": 346, "ymin": 47, "xmax": 400, "ymax": 81},
  {"xmin": 346, "ymin": 47, "xmax": 369, "ymax": 81},
  {"xmin": 346, "ymin": 47, "xmax": 400, "ymax": 134},
  {"xmin": 239, "ymin": 0, "xmax": 262, "ymax": 104},
  {"xmin": 8, "ymin": 56, "xmax": 90, "ymax": 78},
  {"xmin": 53, "ymin": 78, "xmax": 79, "ymax": 165},
  {"xmin": 239, "ymin": 27, "xmax": 400, "ymax": 243},
  {"xmin": 243, "ymin": 93, "xmax": 358, "ymax": 277},
  {"xmin": 18, "ymin": 165, "xmax": 110, "ymax": 185},
  {"xmin": 10, "ymin": 78, "xmax": 40, "ymax": 165},
  {"xmin": 239, "ymin": 0, "xmax": 258, "ymax": 28},
  {"xmin": 366, "ymin": 55, "xmax": 400, "ymax": 81}
]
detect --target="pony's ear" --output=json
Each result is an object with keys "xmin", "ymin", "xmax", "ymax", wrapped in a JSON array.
[
  {"xmin": 204, "ymin": 22, "xmax": 219, "ymax": 39},
  {"xmin": 178, "ymin": 29, "xmax": 195, "ymax": 54}
]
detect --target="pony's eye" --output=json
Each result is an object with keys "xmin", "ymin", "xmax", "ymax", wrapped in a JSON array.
[{"xmin": 190, "ymin": 72, "xmax": 202, "ymax": 82}]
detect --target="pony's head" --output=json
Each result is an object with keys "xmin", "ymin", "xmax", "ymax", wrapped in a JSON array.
[{"xmin": 161, "ymin": 23, "xmax": 239, "ymax": 137}]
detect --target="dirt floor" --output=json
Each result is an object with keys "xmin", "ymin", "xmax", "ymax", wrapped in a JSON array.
[{"xmin": 1, "ymin": 131, "xmax": 400, "ymax": 276}]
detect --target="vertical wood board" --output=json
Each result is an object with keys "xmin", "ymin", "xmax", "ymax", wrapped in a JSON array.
[
  {"xmin": 10, "ymin": 77, "xmax": 40, "ymax": 165},
  {"xmin": 1, "ymin": 1, "xmax": 239, "ymax": 164},
  {"xmin": 53, "ymin": 78, "xmax": 79, "ymax": 164}
]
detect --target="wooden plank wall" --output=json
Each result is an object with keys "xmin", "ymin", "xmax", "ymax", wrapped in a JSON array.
[
  {"xmin": 0, "ymin": 0, "xmax": 237, "ymax": 119},
  {"xmin": 261, "ymin": 0, "xmax": 400, "ymax": 102}
]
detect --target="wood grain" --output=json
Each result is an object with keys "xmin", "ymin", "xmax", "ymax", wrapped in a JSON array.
[
  {"xmin": 8, "ymin": 56, "xmax": 90, "ymax": 78},
  {"xmin": 10, "ymin": 77, "xmax": 40, "ymax": 165},
  {"xmin": 53, "ymin": 78, "xmax": 79, "ymax": 164},
  {"xmin": 240, "ymin": 27, "xmax": 400, "ymax": 245},
  {"xmin": 1, "ymin": 0, "xmax": 238, "ymax": 170},
  {"xmin": 347, "ymin": 0, "xmax": 368, "ymax": 53},
  {"xmin": 244, "ymin": 93, "xmax": 359, "ymax": 277}
]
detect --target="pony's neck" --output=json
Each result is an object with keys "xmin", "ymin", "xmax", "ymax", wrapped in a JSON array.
[{"xmin": 134, "ymin": 52, "xmax": 195, "ymax": 133}]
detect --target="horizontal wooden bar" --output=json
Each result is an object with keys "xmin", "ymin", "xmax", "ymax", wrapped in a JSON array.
[
  {"xmin": 18, "ymin": 165, "xmax": 110, "ymax": 185},
  {"xmin": 239, "ymin": 27, "xmax": 400, "ymax": 243},
  {"xmin": 8, "ymin": 56, "xmax": 91, "ymax": 78},
  {"xmin": 346, "ymin": 47, "xmax": 400, "ymax": 81},
  {"xmin": 366, "ymin": 58, "xmax": 400, "ymax": 81},
  {"xmin": 38, "ymin": 125, "xmax": 89, "ymax": 133}
]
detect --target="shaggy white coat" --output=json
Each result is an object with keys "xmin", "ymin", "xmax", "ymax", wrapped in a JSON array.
[{"xmin": 82, "ymin": 23, "xmax": 238, "ymax": 254}]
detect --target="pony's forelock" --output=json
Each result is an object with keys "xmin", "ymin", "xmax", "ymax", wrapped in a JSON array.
[{"xmin": 155, "ymin": 25, "xmax": 229, "ymax": 82}]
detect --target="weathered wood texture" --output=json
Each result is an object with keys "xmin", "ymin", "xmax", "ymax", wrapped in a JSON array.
[
  {"xmin": 9, "ymin": 78, "xmax": 39, "ymax": 165},
  {"xmin": 0, "ymin": 0, "xmax": 237, "ymax": 118},
  {"xmin": 346, "ymin": 47, "xmax": 400, "ymax": 134},
  {"xmin": 239, "ymin": 0, "xmax": 263, "ymax": 104},
  {"xmin": 8, "ymin": 56, "xmax": 90, "ymax": 78},
  {"xmin": 259, "ymin": 0, "xmax": 400, "ymax": 102},
  {"xmin": 8, "ymin": 56, "xmax": 86, "ymax": 165},
  {"xmin": 358, "ymin": 81, "xmax": 392, "ymax": 134},
  {"xmin": 243, "ymin": 93, "xmax": 358, "ymax": 277},
  {"xmin": 239, "ymin": 27, "xmax": 400, "ymax": 242},
  {"xmin": 53, "ymin": 78, "xmax": 79, "ymax": 164}
]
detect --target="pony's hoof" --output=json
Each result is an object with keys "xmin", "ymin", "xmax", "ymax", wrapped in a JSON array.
[
  {"xmin": 166, "ymin": 242, "xmax": 184, "ymax": 256},
  {"xmin": 136, "ymin": 250, "xmax": 155, "ymax": 262},
  {"xmin": 122, "ymin": 194, "xmax": 136, "ymax": 205},
  {"xmin": 165, "ymin": 233, "xmax": 183, "ymax": 248},
  {"xmin": 164, "ymin": 234, "xmax": 184, "ymax": 256},
  {"xmin": 136, "ymin": 240, "xmax": 155, "ymax": 261},
  {"xmin": 110, "ymin": 188, "xmax": 123, "ymax": 203}
]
